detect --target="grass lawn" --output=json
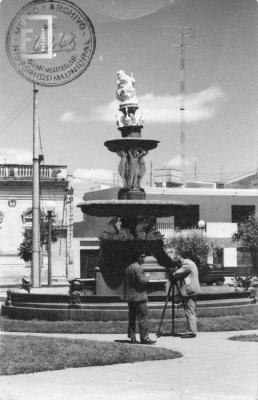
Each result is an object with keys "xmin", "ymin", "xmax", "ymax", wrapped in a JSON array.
[
  {"xmin": 228, "ymin": 334, "xmax": 258, "ymax": 342},
  {"xmin": 0, "ymin": 312, "xmax": 257, "ymax": 334},
  {"xmin": 0, "ymin": 335, "xmax": 182, "ymax": 375}
]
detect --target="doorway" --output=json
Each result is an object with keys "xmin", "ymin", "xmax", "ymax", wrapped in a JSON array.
[{"xmin": 80, "ymin": 249, "xmax": 99, "ymax": 278}]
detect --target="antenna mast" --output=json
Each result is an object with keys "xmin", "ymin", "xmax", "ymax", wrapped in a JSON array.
[
  {"xmin": 179, "ymin": 26, "xmax": 196, "ymax": 184},
  {"xmin": 164, "ymin": 24, "xmax": 197, "ymax": 185}
]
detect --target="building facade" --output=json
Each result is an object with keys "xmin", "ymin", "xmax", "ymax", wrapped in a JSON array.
[
  {"xmin": 73, "ymin": 185, "xmax": 258, "ymax": 279},
  {"xmin": 0, "ymin": 164, "xmax": 71, "ymax": 286}
]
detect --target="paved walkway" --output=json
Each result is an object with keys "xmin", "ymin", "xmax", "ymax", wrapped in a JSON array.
[{"xmin": 0, "ymin": 330, "xmax": 257, "ymax": 400}]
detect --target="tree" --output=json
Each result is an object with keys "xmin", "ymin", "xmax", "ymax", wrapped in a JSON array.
[
  {"xmin": 18, "ymin": 219, "xmax": 59, "ymax": 263},
  {"xmin": 165, "ymin": 229, "xmax": 220, "ymax": 269},
  {"xmin": 232, "ymin": 214, "xmax": 258, "ymax": 274}
]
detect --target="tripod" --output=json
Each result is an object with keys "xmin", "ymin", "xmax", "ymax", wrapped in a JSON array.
[{"xmin": 156, "ymin": 278, "xmax": 187, "ymax": 337}]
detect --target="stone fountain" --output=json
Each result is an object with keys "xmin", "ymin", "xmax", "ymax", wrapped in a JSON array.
[
  {"xmin": 78, "ymin": 70, "xmax": 186, "ymax": 298},
  {"xmin": 2, "ymin": 72, "xmax": 255, "ymax": 322}
]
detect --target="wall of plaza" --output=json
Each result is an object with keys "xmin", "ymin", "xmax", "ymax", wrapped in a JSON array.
[{"xmin": 73, "ymin": 186, "xmax": 258, "ymax": 279}]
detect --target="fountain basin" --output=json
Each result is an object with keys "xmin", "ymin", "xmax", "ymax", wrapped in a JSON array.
[
  {"xmin": 77, "ymin": 199, "xmax": 186, "ymax": 217},
  {"xmin": 104, "ymin": 138, "xmax": 159, "ymax": 152},
  {"xmin": 2, "ymin": 291, "xmax": 255, "ymax": 321}
]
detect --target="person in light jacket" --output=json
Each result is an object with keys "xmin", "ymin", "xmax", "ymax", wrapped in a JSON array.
[
  {"xmin": 172, "ymin": 252, "xmax": 201, "ymax": 338},
  {"xmin": 125, "ymin": 252, "xmax": 156, "ymax": 345}
]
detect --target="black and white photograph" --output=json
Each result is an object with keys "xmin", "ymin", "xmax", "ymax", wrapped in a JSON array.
[{"xmin": 0, "ymin": 1, "xmax": 257, "ymax": 399}]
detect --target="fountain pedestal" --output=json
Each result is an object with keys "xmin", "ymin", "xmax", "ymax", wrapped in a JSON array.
[{"xmin": 95, "ymin": 257, "xmax": 169, "ymax": 298}]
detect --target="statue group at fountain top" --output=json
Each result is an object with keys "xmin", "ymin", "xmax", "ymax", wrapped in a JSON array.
[
  {"xmin": 116, "ymin": 70, "xmax": 137, "ymax": 106},
  {"xmin": 100, "ymin": 216, "xmax": 163, "ymax": 241},
  {"xmin": 116, "ymin": 109, "xmax": 144, "ymax": 129},
  {"xmin": 115, "ymin": 70, "xmax": 144, "ymax": 131}
]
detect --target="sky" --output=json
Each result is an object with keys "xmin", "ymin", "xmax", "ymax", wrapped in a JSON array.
[{"xmin": 0, "ymin": 0, "xmax": 257, "ymax": 219}]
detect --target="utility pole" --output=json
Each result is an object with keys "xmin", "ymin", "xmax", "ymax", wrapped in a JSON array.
[
  {"xmin": 164, "ymin": 24, "xmax": 197, "ymax": 185},
  {"xmin": 67, "ymin": 188, "xmax": 74, "ymax": 266},
  {"xmin": 47, "ymin": 211, "xmax": 53, "ymax": 287},
  {"xmin": 32, "ymin": 83, "xmax": 41, "ymax": 288},
  {"xmin": 194, "ymin": 157, "xmax": 197, "ymax": 181},
  {"xmin": 220, "ymin": 164, "xmax": 224, "ymax": 183}
]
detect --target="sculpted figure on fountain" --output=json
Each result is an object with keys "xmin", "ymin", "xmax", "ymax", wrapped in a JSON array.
[
  {"xmin": 138, "ymin": 149, "xmax": 148, "ymax": 188},
  {"xmin": 117, "ymin": 150, "xmax": 128, "ymax": 188},
  {"xmin": 116, "ymin": 108, "xmax": 144, "ymax": 129},
  {"xmin": 116, "ymin": 70, "xmax": 137, "ymax": 105},
  {"xmin": 100, "ymin": 217, "xmax": 119, "ymax": 239},
  {"xmin": 100, "ymin": 215, "xmax": 162, "ymax": 242},
  {"xmin": 127, "ymin": 148, "xmax": 147, "ymax": 190}
]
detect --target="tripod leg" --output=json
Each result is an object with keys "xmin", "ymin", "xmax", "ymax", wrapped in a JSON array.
[
  {"xmin": 172, "ymin": 282, "xmax": 175, "ymax": 336},
  {"xmin": 156, "ymin": 280, "xmax": 173, "ymax": 337}
]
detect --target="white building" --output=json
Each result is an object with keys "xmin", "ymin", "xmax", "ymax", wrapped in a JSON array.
[{"xmin": 0, "ymin": 163, "xmax": 72, "ymax": 286}]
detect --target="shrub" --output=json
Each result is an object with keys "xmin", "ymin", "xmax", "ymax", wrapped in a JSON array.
[
  {"xmin": 165, "ymin": 229, "xmax": 220, "ymax": 268},
  {"xmin": 232, "ymin": 214, "xmax": 258, "ymax": 274},
  {"xmin": 18, "ymin": 220, "xmax": 59, "ymax": 263}
]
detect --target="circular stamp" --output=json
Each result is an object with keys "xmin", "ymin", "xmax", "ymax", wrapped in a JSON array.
[{"xmin": 6, "ymin": 0, "xmax": 96, "ymax": 87}]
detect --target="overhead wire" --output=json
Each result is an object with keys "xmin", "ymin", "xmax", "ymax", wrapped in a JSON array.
[{"xmin": 0, "ymin": 93, "xmax": 32, "ymax": 133}]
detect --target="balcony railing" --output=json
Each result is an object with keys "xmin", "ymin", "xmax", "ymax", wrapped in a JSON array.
[{"xmin": 0, "ymin": 164, "xmax": 67, "ymax": 180}]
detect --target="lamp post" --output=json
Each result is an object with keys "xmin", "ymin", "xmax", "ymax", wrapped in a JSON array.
[
  {"xmin": 45, "ymin": 201, "xmax": 56, "ymax": 287},
  {"xmin": 198, "ymin": 219, "xmax": 206, "ymax": 232}
]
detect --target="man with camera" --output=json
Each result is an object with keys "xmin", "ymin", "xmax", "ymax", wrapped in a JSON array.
[{"xmin": 171, "ymin": 251, "xmax": 201, "ymax": 338}]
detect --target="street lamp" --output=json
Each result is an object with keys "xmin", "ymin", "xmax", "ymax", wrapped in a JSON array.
[
  {"xmin": 198, "ymin": 219, "xmax": 206, "ymax": 232},
  {"xmin": 45, "ymin": 201, "xmax": 56, "ymax": 287}
]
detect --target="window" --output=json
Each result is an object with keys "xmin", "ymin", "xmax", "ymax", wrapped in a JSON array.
[{"xmin": 232, "ymin": 205, "xmax": 255, "ymax": 223}]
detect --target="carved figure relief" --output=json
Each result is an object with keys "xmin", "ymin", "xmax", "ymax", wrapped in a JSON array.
[
  {"xmin": 117, "ymin": 151, "xmax": 128, "ymax": 188},
  {"xmin": 100, "ymin": 217, "xmax": 119, "ymax": 239},
  {"xmin": 100, "ymin": 215, "xmax": 162, "ymax": 242}
]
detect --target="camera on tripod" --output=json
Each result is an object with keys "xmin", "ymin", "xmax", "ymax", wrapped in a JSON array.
[{"xmin": 156, "ymin": 266, "xmax": 186, "ymax": 337}]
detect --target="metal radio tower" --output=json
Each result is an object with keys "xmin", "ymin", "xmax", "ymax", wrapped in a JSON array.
[{"xmin": 165, "ymin": 25, "xmax": 197, "ymax": 184}]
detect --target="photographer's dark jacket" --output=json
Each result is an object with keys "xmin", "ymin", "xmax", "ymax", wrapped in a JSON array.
[
  {"xmin": 173, "ymin": 259, "xmax": 201, "ymax": 297},
  {"xmin": 125, "ymin": 262, "xmax": 149, "ymax": 302}
]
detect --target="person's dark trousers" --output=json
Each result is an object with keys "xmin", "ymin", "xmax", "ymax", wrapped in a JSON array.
[{"xmin": 128, "ymin": 300, "xmax": 149, "ymax": 341}]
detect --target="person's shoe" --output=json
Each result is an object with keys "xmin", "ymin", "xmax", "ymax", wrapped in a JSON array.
[
  {"xmin": 180, "ymin": 333, "xmax": 196, "ymax": 338},
  {"xmin": 141, "ymin": 338, "xmax": 156, "ymax": 345},
  {"xmin": 130, "ymin": 338, "xmax": 137, "ymax": 344}
]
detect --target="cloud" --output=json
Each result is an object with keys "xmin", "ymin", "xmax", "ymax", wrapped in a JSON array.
[
  {"xmin": 0, "ymin": 148, "xmax": 32, "ymax": 163},
  {"xmin": 59, "ymin": 111, "xmax": 75, "ymax": 123},
  {"xmin": 165, "ymin": 155, "xmax": 192, "ymax": 169},
  {"xmin": 90, "ymin": 86, "xmax": 225, "ymax": 125},
  {"xmin": 59, "ymin": 86, "xmax": 225, "ymax": 126},
  {"xmin": 72, "ymin": 168, "xmax": 114, "ymax": 183},
  {"xmin": 59, "ymin": 110, "xmax": 88, "ymax": 124}
]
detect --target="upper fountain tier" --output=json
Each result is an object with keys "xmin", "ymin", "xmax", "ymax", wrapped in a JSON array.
[
  {"xmin": 104, "ymin": 138, "xmax": 159, "ymax": 153},
  {"xmin": 78, "ymin": 70, "xmax": 186, "ymax": 207},
  {"xmin": 115, "ymin": 70, "xmax": 147, "ymax": 138}
]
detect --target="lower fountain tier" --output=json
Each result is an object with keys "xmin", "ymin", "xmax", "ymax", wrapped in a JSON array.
[
  {"xmin": 104, "ymin": 138, "xmax": 159, "ymax": 153},
  {"xmin": 77, "ymin": 199, "xmax": 186, "ymax": 217}
]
